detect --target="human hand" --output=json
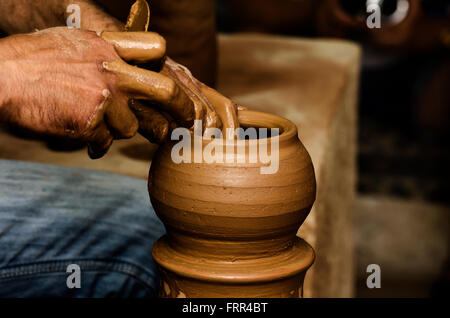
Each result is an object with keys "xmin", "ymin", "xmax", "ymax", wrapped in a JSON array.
[
  {"xmin": 161, "ymin": 57, "xmax": 240, "ymax": 137},
  {"xmin": 0, "ymin": 27, "xmax": 194, "ymax": 158}
]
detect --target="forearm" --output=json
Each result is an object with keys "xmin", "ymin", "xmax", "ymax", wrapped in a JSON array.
[
  {"xmin": 0, "ymin": 0, "xmax": 123, "ymax": 34},
  {"xmin": 0, "ymin": 35, "xmax": 21, "ymax": 118}
]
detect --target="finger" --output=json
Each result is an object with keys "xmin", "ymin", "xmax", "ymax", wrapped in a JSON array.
[
  {"xmin": 199, "ymin": 83, "xmax": 240, "ymax": 131},
  {"xmin": 129, "ymin": 100, "xmax": 170, "ymax": 143},
  {"xmin": 104, "ymin": 96, "xmax": 139, "ymax": 139},
  {"xmin": 101, "ymin": 31, "xmax": 166, "ymax": 63},
  {"xmin": 86, "ymin": 122, "xmax": 114, "ymax": 159},
  {"xmin": 103, "ymin": 59, "xmax": 195, "ymax": 127},
  {"xmin": 160, "ymin": 60, "xmax": 221, "ymax": 131},
  {"xmin": 160, "ymin": 111, "xmax": 179, "ymax": 132}
]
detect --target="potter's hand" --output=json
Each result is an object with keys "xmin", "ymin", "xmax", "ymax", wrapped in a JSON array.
[
  {"xmin": 132, "ymin": 57, "xmax": 242, "ymax": 143},
  {"xmin": 162, "ymin": 57, "xmax": 240, "ymax": 135},
  {"xmin": 0, "ymin": 27, "xmax": 195, "ymax": 158}
]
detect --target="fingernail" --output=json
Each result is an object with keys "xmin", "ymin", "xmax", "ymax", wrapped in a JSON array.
[
  {"xmin": 102, "ymin": 89, "xmax": 111, "ymax": 98},
  {"xmin": 87, "ymin": 145, "xmax": 105, "ymax": 160}
]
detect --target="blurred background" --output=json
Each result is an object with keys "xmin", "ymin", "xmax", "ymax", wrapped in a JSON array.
[
  {"xmin": 213, "ymin": 0, "xmax": 450, "ymax": 297},
  {"xmin": 217, "ymin": 0, "xmax": 450, "ymax": 201}
]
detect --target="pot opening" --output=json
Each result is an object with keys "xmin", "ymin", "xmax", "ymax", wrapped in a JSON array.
[
  {"xmin": 236, "ymin": 110, "xmax": 296, "ymax": 142},
  {"xmin": 238, "ymin": 124, "xmax": 281, "ymax": 140}
]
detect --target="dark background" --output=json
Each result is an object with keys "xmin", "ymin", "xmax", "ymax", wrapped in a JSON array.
[{"xmin": 215, "ymin": 0, "xmax": 450, "ymax": 297}]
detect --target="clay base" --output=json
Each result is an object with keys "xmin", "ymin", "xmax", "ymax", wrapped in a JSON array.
[{"xmin": 152, "ymin": 237, "xmax": 314, "ymax": 298}]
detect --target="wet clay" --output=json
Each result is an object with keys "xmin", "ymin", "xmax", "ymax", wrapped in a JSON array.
[
  {"xmin": 102, "ymin": 58, "xmax": 194, "ymax": 128},
  {"xmin": 161, "ymin": 57, "xmax": 240, "ymax": 136},
  {"xmin": 124, "ymin": 0, "xmax": 150, "ymax": 32},
  {"xmin": 110, "ymin": 2, "xmax": 239, "ymax": 138},
  {"xmin": 122, "ymin": 1, "xmax": 316, "ymax": 297},
  {"xmin": 101, "ymin": 31, "xmax": 165, "ymax": 63},
  {"xmin": 149, "ymin": 110, "xmax": 316, "ymax": 297}
]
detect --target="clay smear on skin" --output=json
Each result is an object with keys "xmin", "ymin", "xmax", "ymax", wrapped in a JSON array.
[{"xmin": 124, "ymin": 0, "xmax": 240, "ymax": 136}]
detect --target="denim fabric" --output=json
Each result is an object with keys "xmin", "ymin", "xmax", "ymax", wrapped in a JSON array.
[{"xmin": 0, "ymin": 159, "xmax": 165, "ymax": 297}]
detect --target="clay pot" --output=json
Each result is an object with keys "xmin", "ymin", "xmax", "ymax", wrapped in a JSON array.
[{"xmin": 148, "ymin": 110, "xmax": 316, "ymax": 298}]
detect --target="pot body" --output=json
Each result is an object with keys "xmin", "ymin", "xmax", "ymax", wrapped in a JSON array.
[{"xmin": 149, "ymin": 110, "xmax": 316, "ymax": 298}]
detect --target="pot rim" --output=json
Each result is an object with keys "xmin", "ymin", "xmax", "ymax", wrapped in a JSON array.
[{"xmin": 196, "ymin": 110, "xmax": 298, "ymax": 146}]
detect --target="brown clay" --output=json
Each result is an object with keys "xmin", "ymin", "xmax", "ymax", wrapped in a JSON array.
[
  {"xmin": 102, "ymin": 58, "xmax": 194, "ymax": 128},
  {"xmin": 149, "ymin": 110, "xmax": 316, "ymax": 298},
  {"xmin": 124, "ymin": 0, "xmax": 150, "ymax": 32},
  {"xmin": 161, "ymin": 58, "xmax": 240, "ymax": 135},
  {"xmin": 120, "ymin": 1, "xmax": 317, "ymax": 297},
  {"xmin": 119, "ymin": 2, "xmax": 239, "ymax": 137},
  {"xmin": 161, "ymin": 58, "xmax": 222, "ymax": 132},
  {"xmin": 101, "ymin": 31, "xmax": 165, "ymax": 63},
  {"xmin": 96, "ymin": 0, "xmax": 217, "ymax": 85},
  {"xmin": 198, "ymin": 81, "xmax": 240, "ymax": 136},
  {"xmin": 93, "ymin": 28, "xmax": 197, "ymax": 144}
]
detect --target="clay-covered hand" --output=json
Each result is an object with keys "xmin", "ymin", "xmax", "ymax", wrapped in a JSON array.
[
  {"xmin": 162, "ymin": 57, "xmax": 240, "ymax": 136},
  {"xmin": 0, "ymin": 27, "xmax": 195, "ymax": 158}
]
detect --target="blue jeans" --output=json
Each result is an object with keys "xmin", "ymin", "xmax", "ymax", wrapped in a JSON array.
[{"xmin": 0, "ymin": 159, "xmax": 165, "ymax": 297}]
